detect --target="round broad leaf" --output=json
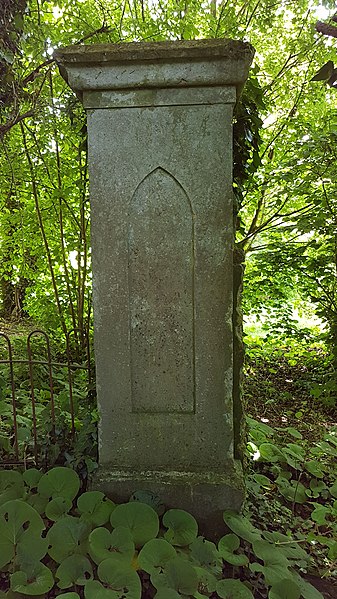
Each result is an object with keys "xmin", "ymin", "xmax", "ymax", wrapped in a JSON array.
[
  {"xmin": 216, "ymin": 579, "xmax": 253, "ymax": 599},
  {"xmin": 250, "ymin": 562, "xmax": 290, "ymax": 587},
  {"xmin": 163, "ymin": 509, "xmax": 198, "ymax": 546},
  {"xmin": 47, "ymin": 516, "xmax": 90, "ymax": 563},
  {"xmin": 190, "ymin": 537, "xmax": 222, "ymax": 574},
  {"xmin": 23, "ymin": 469, "xmax": 42, "ymax": 489},
  {"xmin": 77, "ymin": 491, "xmax": 115, "ymax": 526},
  {"xmin": 97, "ymin": 556, "xmax": 141, "ymax": 599},
  {"xmin": 194, "ymin": 566, "xmax": 217, "ymax": 595},
  {"xmin": 278, "ymin": 480, "xmax": 307, "ymax": 504},
  {"xmin": 253, "ymin": 474, "xmax": 273, "ymax": 488},
  {"xmin": 57, "ymin": 594, "xmax": 81, "ymax": 599},
  {"xmin": 38, "ymin": 467, "xmax": 80, "ymax": 501},
  {"xmin": 0, "ymin": 470, "xmax": 25, "ymax": 505},
  {"xmin": 56, "ymin": 555, "xmax": 93, "ymax": 589},
  {"xmin": 138, "ymin": 538, "xmax": 176, "ymax": 574},
  {"xmin": 291, "ymin": 570, "xmax": 329, "ymax": 599},
  {"xmin": 151, "ymin": 557, "xmax": 198, "ymax": 595},
  {"xmin": 155, "ymin": 590, "xmax": 181, "ymax": 599},
  {"xmin": 110, "ymin": 502, "xmax": 159, "ymax": 547},
  {"xmin": 252, "ymin": 540, "xmax": 290, "ymax": 568},
  {"xmin": 261, "ymin": 531, "xmax": 310, "ymax": 565},
  {"xmin": 85, "ymin": 579, "xmax": 121, "ymax": 599},
  {"xmin": 45, "ymin": 497, "xmax": 72, "ymax": 521},
  {"xmin": 27, "ymin": 493, "xmax": 49, "ymax": 515},
  {"xmin": 10, "ymin": 562, "xmax": 54, "ymax": 596},
  {"xmin": 311, "ymin": 505, "xmax": 329, "ymax": 525},
  {"xmin": 16, "ymin": 530, "xmax": 48, "ymax": 566},
  {"xmin": 218, "ymin": 534, "xmax": 249, "ymax": 566},
  {"xmin": 0, "ymin": 499, "xmax": 45, "ymax": 568},
  {"xmin": 223, "ymin": 511, "xmax": 261, "ymax": 544},
  {"xmin": 285, "ymin": 427, "xmax": 302, "ymax": 440},
  {"xmin": 130, "ymin": 490, "xmax": 165, "ymax": 516},
  {"xmin": 259, "ymin": 443, "xmax": 284, "ymax": 463},
  {"xmin": 89, "ymin": 525, "xmax": 135, "ymax": 565},
  {"xmin": 305, "ymin": 461, "xmax": 324, "ymax": 479},
  {"xmin": 269, "ymin": 579, "xmax": 301, "ymax": 599}
]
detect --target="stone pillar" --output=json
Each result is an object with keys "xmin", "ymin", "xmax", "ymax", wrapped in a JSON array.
[{"xmin": 55, "ymin": 39, "xmax": 254, "ymax": 533}]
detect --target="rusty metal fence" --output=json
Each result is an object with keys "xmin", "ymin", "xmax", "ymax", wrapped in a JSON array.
[{"xmin": 0, "ymin": 329, "xmax": 93, "ymax": 467}]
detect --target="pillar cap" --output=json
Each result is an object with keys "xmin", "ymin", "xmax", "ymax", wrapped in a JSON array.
[{"xmin": 54, "ymin": 38, "xmax": 254, "ymax": 99}]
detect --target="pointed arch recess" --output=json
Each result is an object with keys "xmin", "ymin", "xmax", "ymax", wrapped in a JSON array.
[{"xmin": 128, "ymin": 167, "xmax": 196, "ymax": 414}]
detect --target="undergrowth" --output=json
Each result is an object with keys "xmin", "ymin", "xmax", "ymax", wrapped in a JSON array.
[{"xmin": 0, "ymin": 332, "xmax": 336, "ymax": 598}]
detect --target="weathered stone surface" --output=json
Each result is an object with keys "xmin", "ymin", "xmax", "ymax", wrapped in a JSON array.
[{"xmin": 55, "ymin": 39, "xmax": 254, "ymax": 530}]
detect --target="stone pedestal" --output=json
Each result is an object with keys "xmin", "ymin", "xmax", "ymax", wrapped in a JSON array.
[{"xmin": 55, "ymin": 39, "xmax": 254, "ymax": 536}]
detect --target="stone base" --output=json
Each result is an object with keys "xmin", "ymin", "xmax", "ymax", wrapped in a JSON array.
[{"xmin": 90, "ymin": 461, "xmax": 244, "ymax": 540}]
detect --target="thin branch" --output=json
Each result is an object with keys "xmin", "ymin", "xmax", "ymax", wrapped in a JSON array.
[
  {"xmin": 21, "ymin": 24, "xmax": 110, "ymax": 87},
  {"xmin": 0, "ymin": 110, "xmax": 34, "ymax": 138},
  {"xmin": 20, "ymin": 122, "xmax": 68, "ymax": 339}
]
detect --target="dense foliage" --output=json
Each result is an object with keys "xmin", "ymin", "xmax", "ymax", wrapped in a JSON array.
[{"xmin": 0, "ymin": 0, "xmax": 337, "ymax": 348}]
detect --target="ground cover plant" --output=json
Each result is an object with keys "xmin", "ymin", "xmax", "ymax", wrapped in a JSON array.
[
  {"xmin": 0, "ymin": 331, "xmax": 335, "ymax": 598},
  {"xmin": 0, "ymin": 463, "xmax": 332, "ymax": 599},
  {"xmin": 243, "ymin": 333, "xmax": 337, "ymax": 598}
]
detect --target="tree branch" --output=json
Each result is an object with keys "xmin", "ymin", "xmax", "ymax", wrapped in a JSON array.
[
  {"xmin": 315, "ymin": 21, "xmax": 337, "ymax": 38},
  {"xmin": 0, "ymin": 110, "xmax": 34, "ymax": 138},
  {"xmin": 21, "ymin": 24, "xmax": 110, "ymax": 86}
]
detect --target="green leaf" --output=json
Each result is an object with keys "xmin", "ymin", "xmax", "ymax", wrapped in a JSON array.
[
  {"xmin": 151, "ymin": 557, "xmax": 198, "ymax": 595},
  {"xmin": 77, "ymin": 491, "xmax": 115, "ymax": 526},
  {"xmin": 85, "ymin": 579, "xmax": 120, "ymax": 598},
  {"xmin": 311, "ymin": 505, "xmax": 329, "ymax": 525},
  {"xmin": 155, "ymin": 590, "xmax": 181, "ymax": 599},
  {"xmin": 291, "ymin": 572, "xmax": 325, "ymax": 599},
  {"xmin": 45, "ymin": 496, "xmax": 72, "ymax": 521},
  {"xmin": 305, "ymin": 461, "xmax": 324, "ymax": 479},
  {"xmin": 218, "ymin": 534, "xmax": 249, "ymax": 566},
  {"xmin": 223, "ymin": 511, "xmax": 261, "ymax": 544},
  {"xmin": 23, "ymin": 469, "xmax": 43, "ymax": 489},
  {"xmin": 89, "ymin": 525, "xmax": 135, "ymax": 565},
  {"xmin": 0, "ymin": 499, "xmax": 45, "ymax": 568},
  {"xmin": 259, "ymin": 443, "xmax": 284, "ymax": 462},
  {"xmin": 17, "ymin": 531, "xmax": 48, "ymax": 567},
  {"xmin": 261, "ymin": 532, "xmax": 310, "ymax": 565},
  {"xmin": 277, "ymin": 479, "xmax": 307, "ymax": 504},
  {"xmin": 0, "ymin": 470, "xmax": 25, "ymax": 505},
  {"xmin": 253, "ymin": 474, "xmax": 273, "ymax": 488},
  {"xmin": 138, "ymin": 538, "xmax": 176, "ymax": 574},
  {"xmin": 11, "ymin": 562, "xmax": 54, "ymax": 596},
  {"xmin": 285, "ymin": 428, "xmax": 303, "ymax": 440},
  {"xmin": 250, "ymin": 562, "xmax": 291, "ymax": 587},
  {"xmin": 37, "ymin": 467, "xmax": 80, "ymax": 501},
  {"xmin": 47, "ymin": 516, "xmax": 90, "ymax": 563},
  {"xmin": 97, "ymin": 556, "xmax": 142, "ymax": 599},
  {"xmin": 110, "ymin": 502, "xmax": 159, "ymax": 547},
  {"xmin": 57, "ymin": 594, "xmax": 81, "ymax": 599},
  {"xmin": 163, "ymin": 509, "xmax": 198, "ymax": 546},
  {"xmin": 329, "ymin": 480, "xmax": 337, "ymax": 498},
  {"xmin": 269, "ymin": 579, "xmax": 301, "ymax": 599},
  {"xmin": 252, "ymin": 540, "xmax": 290, "ymax": 567},
  {"xmin": 216, "ymin": 579, "xmax": 254, "ymax": 598},
  {"xmin": 194, "ymin": 567, "xmax": 217, "ymax": 595},
  {"xmin": 190, "ymin": 537, "xmax": 222, "ymax": 574},
  {"xmin": 27, "ymin": 493, "xmax": 48, "ymax": 515},
  {"xmin": 56, "ymin": 554, "xmax": 93, "ymax": 588}
]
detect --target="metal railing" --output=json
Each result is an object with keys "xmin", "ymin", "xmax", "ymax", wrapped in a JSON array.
[{"xmin": 0, "ymin": 329, "xmax": 92, "ymax": 466}]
